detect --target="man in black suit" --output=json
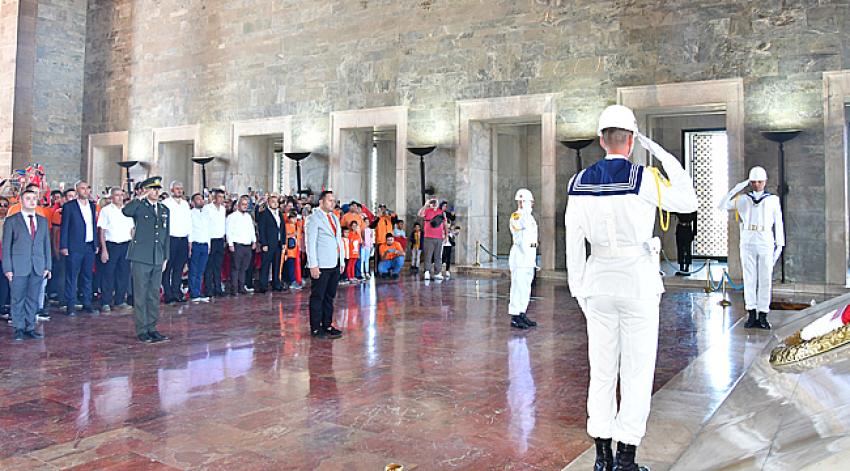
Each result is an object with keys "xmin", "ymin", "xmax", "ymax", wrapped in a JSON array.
[
  {"xmin": 256, "ymin": 195, "xmax": 284, "ymax": 293},
  {"xmin": 3, "ymin": 189, "xmax": 52, "ymax": 340},
  {"xmin": 59, "ymin": 181, "xmax": 98, "ymax": 316}
]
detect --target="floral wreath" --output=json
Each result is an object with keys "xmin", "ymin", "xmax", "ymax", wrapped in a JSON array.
[{"xmin": 770, "ymin": 305, "xmax": 850, "ymax": 367}]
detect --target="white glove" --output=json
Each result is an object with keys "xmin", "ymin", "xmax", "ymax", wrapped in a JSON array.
[
  {"xmin": 732, "ymin": 180, "xmax": 750, "ymax": 193},
  {"xmin": 773, "ymin": 247, "xmax": 783, "ymax": 265},
  {"xmin": 636, "ymin": 132, "xmax": 676, "ymax": 165}
]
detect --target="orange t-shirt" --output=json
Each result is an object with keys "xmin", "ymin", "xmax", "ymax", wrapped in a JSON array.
[
  {"xmin": 375, "ymin": 215, "xmax": 393, "ymax": 245},
  {"xmin": 347, "ymin": 232, "xmax": 361, "ymax": 260},
  {"xmin": 284, "ymin": 221, "xmax": 301, "ymax": 260},
  {"xmin": 379, "ymin": 241, "xmax": 403, "ymax": 260},
  {"xmin": 8, "ymin": 204, "xmax": 53, "ymax": 230},
  {"xmin": 341, "ymin": 211, "xmax": 361, "ymax": 232}
]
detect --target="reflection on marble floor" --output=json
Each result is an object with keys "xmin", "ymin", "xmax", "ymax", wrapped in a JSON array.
[
  {"xmin": 0, "ymin": 276, "xmax": 751, "ymax": 469},
  {"xmin": 566, "ymin": 292, "xmax": 850, "ymax": 471}
]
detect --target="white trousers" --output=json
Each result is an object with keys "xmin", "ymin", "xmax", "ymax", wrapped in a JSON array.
[
  {"xmin": 508, "ymin": 267, "xmax": 535, "ymax": 315},
  {"xmin": 584, "ymin": 294, "xmax": 660, "ymax": 446},
  {"xmin": 741, "ymin": 246, "xmax": 773, "ymax": 312}
]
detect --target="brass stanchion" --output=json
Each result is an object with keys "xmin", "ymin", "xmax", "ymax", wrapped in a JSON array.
[
  {"xmin": 703, "ymin": 259, "xmax": 713, "ymax": 293},
  {"xmin": 718, "ymin": 269, "xmax": 732, "ymax": 306},
  {"xmin": 474, "ymin": 240, "xmax": 481, "ymax": 267}
]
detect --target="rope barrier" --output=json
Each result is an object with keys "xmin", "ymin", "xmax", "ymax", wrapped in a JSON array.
[
  {"xmin": 659, "ymin": 249, "xmax": 708, "ymax": 276},
  {"xmin": 478, "ymin": 243, "xmax": 509, "ymax": 260}
]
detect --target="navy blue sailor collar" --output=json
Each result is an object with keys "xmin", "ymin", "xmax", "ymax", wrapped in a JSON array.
[
  {"xmin": 568, "ymin": 154, "xmax": 643, "ymax": 196},
  {"xmin": 746, "ymin": 191, "xmax": 772, "ymax": 205}
]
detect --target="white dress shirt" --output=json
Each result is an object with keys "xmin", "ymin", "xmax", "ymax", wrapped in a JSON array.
[
  {"xmin": 78, "ymin": 199, "xmax": 94, "ymax": 242},
  {"xmin": 163, "ymin": 197, "xmax": 191, "ymax": 237},
  {"xmin": 203, "ymin": 203, "xmax": 227, "ymax": 239},
  {"xmin": 225, "ymin": 211, "xmax": 256, "ymax": 246},
  {"xmin": 21, "ymin": 210, "xmax": 37, "ymax": 236},
  {"xmin": 189, "ymin": 207, "xmax": 211, "ymax": 245},
  {"xmin": 97, "ymin": 203, "xmax": 134, "ymax": 243}
]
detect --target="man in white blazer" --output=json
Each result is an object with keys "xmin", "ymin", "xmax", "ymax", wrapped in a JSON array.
[
  {"xmin": 3, "ymin": 189, "xmax": 52, "ymax": 341},
  {"xmin": 305, "ymin": 190, "xmax": 346, "ymax": 339}
]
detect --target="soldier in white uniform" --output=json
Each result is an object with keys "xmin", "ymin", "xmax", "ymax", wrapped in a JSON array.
[
  {"xmin": 565, "ymin": 105, "xmax": 698, "ymax": 471},
  {"xmin": 718, "ymin": 166, "xmax": 784, "ymax": 330},
  {"xmin": 509, "ymin": 188, "xmax": 538, "ymax": 329}
]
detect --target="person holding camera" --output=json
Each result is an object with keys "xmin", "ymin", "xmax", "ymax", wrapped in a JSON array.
[{"xmin": 418, "ymin": 198, "xmax": 447, "ymax": 281}]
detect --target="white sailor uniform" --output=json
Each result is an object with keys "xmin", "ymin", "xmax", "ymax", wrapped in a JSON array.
[
  {"xmin": 508, "ymin": 209, "xmax": 538, "ymax": 315},
  {"xmin": 565, "ymin": 139, "xmax": 697, "ymax": 446},
  {"xmin": 719, "ymin": 188, "xmax": 784, "ymax": 313}
]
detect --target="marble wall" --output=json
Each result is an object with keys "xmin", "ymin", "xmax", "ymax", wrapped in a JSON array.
[{"xmin": 4, "ymin": 0, "xmax": 850, "ymax": 281}]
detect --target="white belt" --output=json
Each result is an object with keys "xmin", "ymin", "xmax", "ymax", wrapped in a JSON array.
[
  {"xmin": 591, "ymin": 238, "xmax": 660, "ymax": 258},
  {"xmin": 744, "ymin": 225, "xmax": 767, "ymax": 232}
]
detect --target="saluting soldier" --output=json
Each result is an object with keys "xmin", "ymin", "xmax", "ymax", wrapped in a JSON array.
[
  {"xmin": 718, "ymin": 166, "xmax": 784, "ymax": 329},
  {"xmin": 565, "ymin": 105, "xmax": 698, "ymax": 471},
  {"xmin": 509, "ymin": 188, "xmax": 539, "ymax": 330},
  {"xmin": 123, "ymin": 177, "xmax": 170, "ymax": 343}
]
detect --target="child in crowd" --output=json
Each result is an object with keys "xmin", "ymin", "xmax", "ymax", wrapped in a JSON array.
[
  {"xmin": 361, "ymin": 215, "xmax": 374, "ymax": 279},
  {"xmin": 341, "ymin": 227, "xmax": 351, "ymax": 284},
  {"xmin": 282, "ymin": 211, "xmax": 300, "ymax": 289},
  {"xmin": 442, "ymin": 225, "xmax": 460, "ymax": 279},
  {"xmin": 409, "ymin": 222, "xmax": 422, "ymax": 273},
  {"xmin": 347, "ymin": 221, "xmax": 362, "ymax": 282}
]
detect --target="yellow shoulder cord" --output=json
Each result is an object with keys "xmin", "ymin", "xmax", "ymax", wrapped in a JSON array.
[
  {"xmin": 649, "ymin": 167, "xmax": 671, "ymax": 232},
  {"xmin": 733, "ymin": 194, "xmax": 740, "ymax": 223}
]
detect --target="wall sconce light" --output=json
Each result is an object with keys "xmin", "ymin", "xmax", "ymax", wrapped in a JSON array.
[
  {"xmin": 407, "ymin": 146, "xmax": 437, "ymax": 205},
  {"xmin": 284, "ymin": 152, "xmax": 312, "ymax": 196},
  {"xmin": 559, "ymin": 138, "xmax": 595, "ymax": 172}
]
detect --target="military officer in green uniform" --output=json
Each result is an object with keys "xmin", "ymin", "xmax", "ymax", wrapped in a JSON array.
[{"xmin": 123, "ymin": 176, "xmax": 170, "ymax": 343}]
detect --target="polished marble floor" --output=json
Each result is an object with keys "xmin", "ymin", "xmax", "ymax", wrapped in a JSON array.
[{"xmin": 0, "ymin": 276, "xmax": 749, "ymax": 470}]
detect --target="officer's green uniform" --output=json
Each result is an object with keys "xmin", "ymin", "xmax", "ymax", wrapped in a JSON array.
[{"xmin": 122, "ymin": 177, "xmax": 170, "ymax": 337}]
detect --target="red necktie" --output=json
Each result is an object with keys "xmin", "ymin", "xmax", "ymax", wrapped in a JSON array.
[
  {"xmin": 327, "ymin": 214, "xmax": 336, "ymax": 236},
  {"xmin": 28, "ymin": 215, "xmax": 35, "ymax": 240}
]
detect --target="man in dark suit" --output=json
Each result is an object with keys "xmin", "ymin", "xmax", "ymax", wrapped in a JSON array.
[
  {"xmin": 59, "ymin": 180, "xmax": 98, "ymax": 316},
  {"xmin": 123, "ymin": 177, "xmax": 170, "ymax": 343},
  {"xmin": 3, "ymin": 189, "xmax": 52, "ymax": 340},
  {"xmin": 256, "ymin": 195, "xmax": 284, "ymax": 293}
]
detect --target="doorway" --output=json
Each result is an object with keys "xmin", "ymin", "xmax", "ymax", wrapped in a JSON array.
[
  {"xmin": 684, "ymin": 129, "xmax": 729, "ymax": 259},
  {"xmin": 645, "ymin": 112, "xmax": 728, "ymax": 280},
  {"xmin": 90, "ymin": 145, "xmax": 123, "ymax": 194},
  {"xmin": 338, "ymin": 126, "xmax": 397, "ymax": 210},
  {"xmin": 157, "ymin": 141, "xmax": 193, "ymax": 191},
  {"xmin": 235, "ymin": 134, "xmax": 281, "ymax": 195}
]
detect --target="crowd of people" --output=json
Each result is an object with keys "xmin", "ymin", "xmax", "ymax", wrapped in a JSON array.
[{"xmin": 0, "ymin": 178, "xmax": 459, "ymax": 340}]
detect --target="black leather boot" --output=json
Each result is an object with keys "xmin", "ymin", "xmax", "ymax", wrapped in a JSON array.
[
  {"xmin": 757, "ymin": 311, "xmax": 771, "ymax": 330},
  {"xmin": 613, "ymin": 442, "xmax": 649, "ymax": 471},
  {"xmin": 520, "ymin": 313, "xmax": 537, "ymax": 327},
  {"xmin": 744, "ymin": 309, "xmax": 759, "ymax": 328},
  {"xmin": 593, "ymin": 438, "xmax": 613, "ymax": 471}
]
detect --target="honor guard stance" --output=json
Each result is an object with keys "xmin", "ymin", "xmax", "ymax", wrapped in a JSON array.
[
  {"xmin": 718, "ymin": 166, "xmax": 784, "ymax": 329},
  {"xmin": 509, "ymin": 188, "xmax": 538, "ymax": 330},
  {"xmin": 565, "ymin": 105, "xmax": 697, "ymax": 471},
  {"xmin": 123, "ymin": 177, "xmax": 171, "ymax": 344}
]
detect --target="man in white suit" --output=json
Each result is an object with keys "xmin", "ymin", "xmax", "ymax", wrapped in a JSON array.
[{"xmin": 306, "ymin": 190, "xmax": 346, "ymax": 339}]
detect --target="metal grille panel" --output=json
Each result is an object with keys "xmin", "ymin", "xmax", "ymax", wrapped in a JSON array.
[{"xmin": 687, "ymin": 131, "xmax": 728, "ymax": 258}]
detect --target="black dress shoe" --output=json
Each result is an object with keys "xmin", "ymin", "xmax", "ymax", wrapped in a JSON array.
[
  {"xmin": 24, "ymin": 330, "xmax": 43, "ymax": 340},
  {"xmin": 137, "ymin": 333, "xmax": 153, "ymax": 343},
  {"xmin": 520, "ymin": 313, "xmax": 537, "ymax": 327},
  {"xmin": 272, "ymin": 285, "xmax": 284, "ymax": 292},
  {"xmin": 326, "ymin": 326, "xmax": 342, "ymax": 336},
  {"xmin": 148, "ymin": 331, "xmax": 170, "ymax": 342},
  {"xmin": 255, "ymin": 288, "xmax": 267, "ymax": 294},
  {"xmin": 511, "ymin": 315, "xmax": 529, "ymax": 329},
  {"xmin": 323, "ymin": 327, "xmax": 342, "ymax": 339},
  {"xmin": 13, "ymin": 329, "xmax": 24, "ymax": 341},
  {"xmin": 81, "ymin": 306, "xmax": 98, "ymax": 315},
  {"xmin": 594, "ymin": 438, "xmax": 613, "ymax": 471},
  {"xmin": 744, "ymin": 309, "xmax": 759, "ymax": 328},
  {"xmin": 311, "ymin": 329, "xmax": 327, "ymax": 339},
  {"xmin": 757, "ymin": 312, "xmax": 771, "ymax": 330}
]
